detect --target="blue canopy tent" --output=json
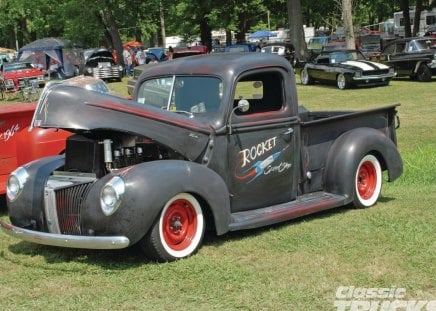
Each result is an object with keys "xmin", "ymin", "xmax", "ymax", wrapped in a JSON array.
[
  {"xmin": 247, "ymin": 30, "xmax": 277, "ymax": 39},
  {"xmin": 17, "ymin": 37, "xmax": 83, "ymax": 78}
]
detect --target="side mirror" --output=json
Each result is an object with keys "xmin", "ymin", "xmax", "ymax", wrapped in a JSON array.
[
  {"xmin": 227, "ymin": 99, "xmax": 250, "ymax": 134},
  {"xmin": 237, "ymin": 99, "xmax": 250, "ymax": 112}
]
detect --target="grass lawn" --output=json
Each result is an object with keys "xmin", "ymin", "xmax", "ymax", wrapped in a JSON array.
[{"xmin": 0, "ymin": 76, "xmax": 435, "ymax": 310}]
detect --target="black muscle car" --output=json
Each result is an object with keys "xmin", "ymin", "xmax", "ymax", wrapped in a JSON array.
[
  {"xmin": 300, "ymin": 49, "xmax": 395, "ymax": 89},
  {"xmin": 379, "ymin": 37, "xmax": 436, "ymax": 82}
]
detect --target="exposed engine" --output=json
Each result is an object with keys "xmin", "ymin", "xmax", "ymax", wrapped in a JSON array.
[{"xmin": 64, "ymin": 132, "xmax": 184, "ymax": 177}]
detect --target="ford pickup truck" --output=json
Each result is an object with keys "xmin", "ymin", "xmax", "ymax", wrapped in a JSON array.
[{"xmin": 0, "ymin": 53, "xmax": 403, "ymax": 262}]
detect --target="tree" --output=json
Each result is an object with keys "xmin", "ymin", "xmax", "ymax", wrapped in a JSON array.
[
  {"xmin": 287, "ymin": 0, "xmax": 308, "ymax": 61},
  {"xmin": 400, "ymin": 0, "xmax": 412, "ymax": 37},
  {"xmin": 412, "ymin": 0, "xmax": 423, "ymax": 36},
  {"xmin": 340, "ymin": 0, "xmax": 356, "ymax": 49}
]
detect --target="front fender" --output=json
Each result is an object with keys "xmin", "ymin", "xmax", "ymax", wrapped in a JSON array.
[
  {"xmin": 82, "ymin": 160, "xmax": 231, "ymax": 245},
  {"xmin": 8, "ymin": 155, "xmax": 65, "ymax": 229},
  {"xmin": 324, "ymin": 127, "xmax": 403, "ymax": 200}
]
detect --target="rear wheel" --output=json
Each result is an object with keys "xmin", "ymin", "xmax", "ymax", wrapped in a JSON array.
[
  {"xmin": 336, "ymin": 73, "xmax": 348, "ymax": 90},
  {"xmin": 141, "ymin": 193, "xmax": 205, "ymax": 262},
  {"xmin": 353, "ymin": 154, "xmax": 382, "ymax": 208},
  {"xmin": 300, "ymin": 67, "xmax": 313, "ymax": 85},
  {"xmin": 416, "ymin": 64, "xmax": 432, "ymax": 82}
]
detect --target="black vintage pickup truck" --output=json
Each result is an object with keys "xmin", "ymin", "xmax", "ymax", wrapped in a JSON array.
[{"xmin": 1, "ymin": 53, "xmax": 403, "ymax": 262}]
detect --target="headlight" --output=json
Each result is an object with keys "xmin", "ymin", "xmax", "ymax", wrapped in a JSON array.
[
  {"xmin": 100, "ymin": 176, "xmax": 125, "ymax": 216},
  {"xmin": 118, "ymin": 65, "xmax": 123, "ymax": 71},
  {"xmin": 354, "ymin": 71, "xmax": 362, "ymax": 78},
  {"xmin": 5, "ymin": 79, "xmax": 14, "ymax": 87},
  {"xmin": 7, "ymin": 166, "xmax": 29, "ymax": 202},
  {"xmin": 389, "ymin": 67, "xmax": 395, "ymax": 74},
  {"xmin": 87, "ymin": 68, "xmax": 93, "ymax": 74}
]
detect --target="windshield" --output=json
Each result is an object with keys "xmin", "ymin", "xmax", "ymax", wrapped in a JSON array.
[
  {"xmin": 3, "ymin": 62, "xmax": 34, "ymax": 72},
  {"xmin": 328, "ymin": 51, "xmax": 364, "ymax": 63},
  {"xmin": 410, "ymin": 39, "xmax": 435, "ymax": 51},
  {"xmin": 136, "ymin": 76, "xmax": 222, "ymax": 115}
]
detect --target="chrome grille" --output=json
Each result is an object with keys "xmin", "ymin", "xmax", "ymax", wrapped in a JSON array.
[
  {"xmin": 362, "ymin": 69, "xmax": 389, "ymax": 76},
  {"xmin": 55, "ymin": 182, "xmax": 93, "ymax": 235},
  {"xmin": 44, "ymin": 173, "xmax": 96, "ymax": 235}
]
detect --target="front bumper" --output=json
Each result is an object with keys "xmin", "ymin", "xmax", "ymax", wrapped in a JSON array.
[
  {"xmin": 0, "ymin": 219, "xmax": 130, "ymax": 249},
  {"xmin": 353, "ymin": 72, "xmax": 396, "ymax": 81}
]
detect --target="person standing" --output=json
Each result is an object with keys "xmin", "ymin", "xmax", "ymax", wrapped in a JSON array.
[
  {"xmin": 123, "ymin": 48, "xmax": 132, "ymax": 77},
  {"xmin": 136, "ymin": 49, "xmax": 145, "ymax": 65}
]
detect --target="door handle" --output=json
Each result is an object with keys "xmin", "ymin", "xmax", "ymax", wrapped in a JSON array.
[
  {"xmin": 282, "ymin": 128, "xmax": 294, "ymax": 142},
  {"xmin": 284, "ymin": 128, "xmax": 294, "ymax": 135}
]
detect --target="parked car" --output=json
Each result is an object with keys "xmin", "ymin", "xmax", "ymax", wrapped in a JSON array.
[
  {"xmin": 0, "ymin": 75, "xmax": 115, "ymax": 195},
  {"xmin": 189, "ymin": 45, "xmax": 208, "ymax": 54},
  {"xmin": 147, "ymin": 47, "xmax": 168, "ymax": 62},
  {"xmin": 307, "ymin": 36, "xmax": 330, "ymax": 57},
  {"xmin": 424, "ymin": 25, "xmax": 436, "ymax": 37},
  {"xmin": 0, "ymin": 61, "xmax": 45, "ymax": 92},
  {"xmin": 0, "ymin": 53, "xmax": 11, "ymax": 66},
  {"xmin": 126, "ymin": 48, "xmax": 204, "ymax": 95},
  {"xmin": 84, "ymin": 48, "xmax": 123, "ymax": 82},
  {"xmin": 224, "ymin": 43, "xmax": 259, "ymax": 53},
  {"xmin": 1, "ymin": 53, "xmax": 402, "ymax": 262},
  {"xmin": 379, "ymin": 37, "xmax": 436, "ymax": 82},
  {"xmin": 300, "ymin": 49, "xmax": 395, "ymax": 89},
  {"xmin": 261, "ymin": 42, "xmax": 295, "ymax": 64}
]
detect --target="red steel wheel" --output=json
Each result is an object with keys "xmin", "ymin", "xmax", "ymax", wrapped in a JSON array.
[
  {"xmin": 353, "ymin": 154, "xmax": 382, "ymax": 208},
  {"xmin": 141, "ymin": 193, "xmax": 204, "ymax": 262}
]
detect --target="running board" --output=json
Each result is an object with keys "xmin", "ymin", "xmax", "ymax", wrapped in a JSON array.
[{"xmin": 229, "ymin": 192, "xmax": 348, "ymax": 231}]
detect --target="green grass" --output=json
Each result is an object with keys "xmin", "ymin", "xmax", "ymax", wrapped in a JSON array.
[{"xmin": 1, "ymin": 77, "xmax": 435, "ymax": 310}]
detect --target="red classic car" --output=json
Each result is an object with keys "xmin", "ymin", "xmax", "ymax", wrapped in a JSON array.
[
  {"xmin": 0, "ymin": 76, "xmax": 114, "ymax": 195},
  {"xmin": 0, "ymin": 61, "xmax": 45, "ymax": 92}
]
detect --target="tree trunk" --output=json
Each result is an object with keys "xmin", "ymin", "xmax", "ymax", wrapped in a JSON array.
[
  {"xmin": 102, "ymin": 2, "xmax": 124, "ymax": 67},
  {"xmin": 287, "ymin": 0, "xmax": 308, "ymax": 61},
  {"xmin": 400, "ymin": 0, "xmax": 412, "ymax": 38},
  {"xmin": 160, "ymin": 0, "xmax": 166, "ymax": 48},
  {"xmin": 342, "ymin": 0, "xmax": 356, "ymax": 49},
  {"xmin": 199, "ymin": 17, "xmax": 212, "ymax": 52},
  {"xmin": 413, "ymin": 0, "xmax": 423, "ymax": 36}
]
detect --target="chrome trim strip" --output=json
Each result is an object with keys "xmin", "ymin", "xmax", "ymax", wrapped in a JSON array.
[{"xmin": 0, "ymin": 220, "xmax": 130, "ymax": 250}]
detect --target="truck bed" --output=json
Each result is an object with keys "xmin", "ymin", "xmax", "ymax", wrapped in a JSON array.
[{"xmin": 298, "ymin": 104, "xmax": 400, "ymax": 193}]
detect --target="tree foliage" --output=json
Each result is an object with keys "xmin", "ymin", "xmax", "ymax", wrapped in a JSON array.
[{"xmin": 0, "ymin": 0, "xmax": 421, "ymax": 51}]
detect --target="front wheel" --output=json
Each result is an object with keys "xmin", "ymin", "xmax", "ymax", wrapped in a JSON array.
[
  {"xmin": 140, "ymin": 193, "xmax": 205, "ymax": 262},
  {"xmin": 336, "ymin": 73, "xmax": 348, "ymax": 90},
  {"xmin": 300, "ymin": 67, "xmax": 313, "ymax": 85},
  {"xmin": 353, "ymin": 154, "xmax": 382, "ymax": 208},
  {"xmin": 416, "ymin": 64, "xmax": 432, "ymax": 82}
]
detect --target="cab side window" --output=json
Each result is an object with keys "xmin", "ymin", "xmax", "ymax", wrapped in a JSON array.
[{"xmin": 234, "ymin": 71, "xmax": 284, "ymax": 115}]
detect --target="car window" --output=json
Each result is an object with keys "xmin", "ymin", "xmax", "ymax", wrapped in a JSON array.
[
  {"xmin": 234, "ymin": 71, "xmax": 284, "ymax": 115},
  {"xmin": 137, "ymin": 76, "xmax": 222, "ymax": 114}
]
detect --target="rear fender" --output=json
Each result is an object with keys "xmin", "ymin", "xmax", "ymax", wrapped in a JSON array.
[{"xmin": 324, "ymin": 127, "xmax": 403, "ymax": 200}]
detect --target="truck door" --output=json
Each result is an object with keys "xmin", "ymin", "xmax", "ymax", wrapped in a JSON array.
[{"xmin": 227, "ymin": 69, "xmax": 299, "ymax": 213}]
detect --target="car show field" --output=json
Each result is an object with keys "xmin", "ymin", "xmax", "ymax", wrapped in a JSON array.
[{"xmin": 0, "ymin": 75, "xmax": 434, "ymax": 310}]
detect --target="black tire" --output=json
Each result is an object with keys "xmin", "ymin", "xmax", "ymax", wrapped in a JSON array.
[
  {"xmin": 336, "ymin": 73, "xmax": 348, "ymax": 90},
  {"xmin": 300, "ymin": 67, "xmax": 313, "ymax": 85},
  {"xmin": 353, "ymin": 154, "xmax": 382, "ymax": 208},
  {"xmin": 140, "ymin": 193, "xmax": 205, "ymax": 262},
  {"xmin": 416, "ymin": 64, "xmax": 432, "ymax": 82}
]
